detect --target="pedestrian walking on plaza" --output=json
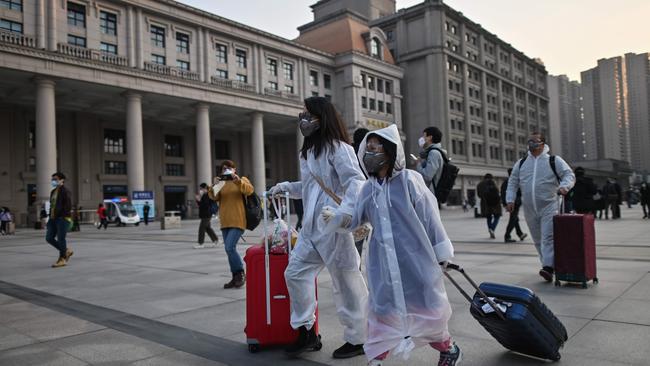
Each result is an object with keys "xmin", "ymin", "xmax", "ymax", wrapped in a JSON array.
[
  {"xmin": 501, "ymin": 168, "xmax": 527, "ymax": 243},
  {"xmin": 603, "ymin": 178, "xmax": 622, "ymax": 219},
  {"xmin": 506, "ymin": 133, "xmax": 575, "ymax": 282},
  {"xmin": 143, "ymin": 201, "xmax": 151, "ymax": 225},
  {"xmin": 270, "ymin": 96, "xmax": 368, "ymax": 359},
  {"xmin": 194, "ymin": 183, "xmax": 218, "ymax": 249},
  {"xmin": 337, "ymin": 125, "xmax": 461, "ymax": 366},
  {"xmin": 45, "ymin": 172, "xmax": 74, "ymax": 268},
  {"xmin": 71, "ymin": 206, "xmax": 81, "ymax": 232},
  {"xmin": 416, "ymin": 126, "xmax": 445, "ymax": 200},
  {"xmin": 477, "ymin": 174, "xmax": 502, "ymax": 239},
  {"xmin": 209, "ymin": 160, "xmax": 254, "ymax": 289},
  {"xmin": 640, "ymin": 182, "xmax": 650, "ymax": 219},
  {"xmin": 96, "ymin": 203, "xmax": 108, "ymax": 230},
  {"xmin": 352, "ymin": 127, "xmax": 369, "ymax": 258},
  {"xmin": 568, "ymin": 167, "xmax": 597, "ymax": 215},
  {"xmin": 0, "ymin": 207, "xmax": 13, "ymax": 235}
]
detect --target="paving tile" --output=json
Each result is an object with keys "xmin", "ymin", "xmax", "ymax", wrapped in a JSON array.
[
  {"xmin": 0, "ymin": 343, "xmax": 89, "ymax": 366},
  {"xmin": 131, "ymin": 350, "xmax": 227, "ymax": 366},
  {"xmin": 621, "ymin": 273, "xmax": 650, "ymax": 300},
  {"xmin": 596, "ymin": 298, "xmax": 650, "ymax": 326},
  {"xmin": 0, "ymin": 324, "xmax": 38, "ymax": 351}
]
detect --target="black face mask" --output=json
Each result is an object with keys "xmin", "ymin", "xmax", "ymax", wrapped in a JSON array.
[
  {"xmin": 363, "ymin": 151, "xmax": 387, "ymax": 175},
  {"xmin": 299, "ymin": 112, "xmax": 320, "ymax": 137}
]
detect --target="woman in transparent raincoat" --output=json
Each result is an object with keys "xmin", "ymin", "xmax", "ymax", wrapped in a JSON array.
[{"xmin": 324, "ymin": 124, "xmax": 462, "ymax": 366}]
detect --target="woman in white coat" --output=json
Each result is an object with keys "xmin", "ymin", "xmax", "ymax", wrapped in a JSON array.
[
  {"xmin": 327, "ymin": 125, "xmax": 461, "ymax": 366},
  {"xmin": 270, "ymin": 96, "xmax": 369, "ymax": 359}
]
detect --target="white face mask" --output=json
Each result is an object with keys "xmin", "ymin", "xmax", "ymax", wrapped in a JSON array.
[
  {"xmin": 418, "ymin": 136, "xmax": 426, "ymax": 148},
  {"xmin": 223, "ymin": 169, "xmax": 234, "ymax": 176},
  {"xmin": 51, "ymin": 180, "xmax": 59, "ymax": 188}
]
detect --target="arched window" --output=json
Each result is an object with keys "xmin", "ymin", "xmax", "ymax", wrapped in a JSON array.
[{"xmin": 371, "ymin": 37, "xmax": 380, "ymax": 58}]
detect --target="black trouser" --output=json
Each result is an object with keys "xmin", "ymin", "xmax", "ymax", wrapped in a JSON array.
[
  {"xmin": 642, "ymin": 202, "xmax": 650, "ymax": 217},
  {"xmin": 504, "ymin": 205, "xmax": 524, "ymax": 239},
  {"xmin": 605, "ymin": 199, "xmax": 620, "ymax": 219},
  {"xmin": 198, "ymin": 217, "xmax": 218, "ymax": 244},
  {"xmin": 98, "ymin": 218, "xmax": 108, "ymax": 230},
  {"xmin": 46, "ymin": 218, "xmax": 68, "ymax": 258},
  {"xmin": 144, "ymin": 213, "xmax": 149, "ymax": 225}
]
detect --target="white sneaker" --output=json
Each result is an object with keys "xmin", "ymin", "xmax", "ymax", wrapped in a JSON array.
[
  {"xmin": 204, "ymin": 242, "xmax": 216, "ymax": 248},
  {"xmin": 193, "ymin": 244, "xmax": 205, "ymax": 249}
]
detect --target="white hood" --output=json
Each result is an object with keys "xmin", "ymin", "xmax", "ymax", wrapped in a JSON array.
[{"xmin": 357, "ymin": 124, "xmax": 405, "ymax": 178}]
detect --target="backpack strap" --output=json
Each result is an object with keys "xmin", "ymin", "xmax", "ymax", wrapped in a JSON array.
[
  {"xmin": 519, "ymin": 155, "xmax": 560, "ymax": 183},
  {"xmin": 518, "ymin": 156, "xmax": 527, "ymax": 169},
  {"xmin": 431, "ymin": 147, "xmax": 449, "ymax": 163}
]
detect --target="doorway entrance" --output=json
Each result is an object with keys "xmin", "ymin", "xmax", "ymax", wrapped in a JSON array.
[{"xmin": 164, "ymin": 186, "xmax": 187, "ymax": 219}]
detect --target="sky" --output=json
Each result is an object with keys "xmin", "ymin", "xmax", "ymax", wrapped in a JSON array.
[{"xmin": 177, "ymin": 0, "xmax": 650, "ymax": 80}]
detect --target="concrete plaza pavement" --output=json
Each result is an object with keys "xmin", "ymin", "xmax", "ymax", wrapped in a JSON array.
[{"xmin": 0, "ymin": 206, "xmax": 649, "ymax": 365}]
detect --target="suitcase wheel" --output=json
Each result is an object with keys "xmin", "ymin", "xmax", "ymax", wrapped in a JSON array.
[
  {"xmin": 552, "ymin": 353, "xmax": 561, "ymax": 361},
  {"xmin": 248, "ymin": 344, "xmax": 260, "ymax": 353},
  {"xmin": 593, "ymin": 277, "xmax": 599, "ymax": 284},
  {"xmin": 581, "ymin": 282, "xmax": 588, "ymax": 289},
  {"xmin": 554, "ymin": 279, "xmax": 561, "ymax": 287}
]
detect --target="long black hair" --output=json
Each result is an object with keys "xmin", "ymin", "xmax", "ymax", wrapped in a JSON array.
[
  {"xmin": 300, "ymin": 97, "xmax": 351, "ymax": 160},
  {"xmin": 366, "ymin": 133, "xmax": 397, "ymax": 178}
]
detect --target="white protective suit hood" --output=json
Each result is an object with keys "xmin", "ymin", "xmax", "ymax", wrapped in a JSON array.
[{"xmin": 357, "ymin": 124, "xmax": 405, "ymax": 179}]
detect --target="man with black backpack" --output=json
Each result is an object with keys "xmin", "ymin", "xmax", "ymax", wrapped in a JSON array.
[
  {"xmin": 477, "ymin": 174, "xmax": 502, "ymax": 239},
  {"xmin": 506, "ymin": 132, "xmax": 575, "ymax": 282},
  {"xmin": 416, "ymin": 126, "xmax": 459, "ymax": 205}
]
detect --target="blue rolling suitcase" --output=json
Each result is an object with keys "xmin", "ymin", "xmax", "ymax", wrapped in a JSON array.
[{"xmin": 444, "ymin": 264, "xmax": 567, "ymax": 361}]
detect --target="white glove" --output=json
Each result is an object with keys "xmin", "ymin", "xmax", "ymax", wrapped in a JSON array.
[
  {"xmin": 269, "ymin": 182, "xmax": 289, "ymax": 196},
  {"xmin": 321, "ymin": 206, "xmax": 336, "ymax": 223},
  {"xmin": 439, "ymin": 260, "xmax": 451, "ymax": 272},
  {"xmin": 352, "ymin": 223, "xmax": 372, "ymax": 242}
]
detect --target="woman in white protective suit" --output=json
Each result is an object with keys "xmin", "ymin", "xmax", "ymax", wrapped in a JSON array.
[
  {"xmin": 323, "ymin": 124, "xmax": 462, "ymax": 366},
  {"xmin": 269, "ymin": 96, "xmax": 369, "ymax": 359}
]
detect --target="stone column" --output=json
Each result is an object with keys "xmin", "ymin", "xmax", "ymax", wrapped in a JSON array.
[
  {"xmin": 35, "ymin": 78, "xmax": 57, "ymax": 204},
  {"xmin": 46, "ymin": 0, "xmax": 57, "ymax": 51},
  {"xmin": 36, "ymin": 0, "xmax": 46, "ymax": 49},
  {"xmin": 195, "ymin": 104, "xmax": 212, "ymax": 186},
  {"xmin": 250, "ymin": 112, "xmax": 266, "ymax": 194},
  {"xmin": 125, "ymin": 92, "xmax": 145, "ymax": 197}
]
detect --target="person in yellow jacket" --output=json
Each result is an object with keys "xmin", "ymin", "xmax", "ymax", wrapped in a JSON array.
[{"xmin": 209, "ymin": 160, "xmax": 254, "ymax": 288}]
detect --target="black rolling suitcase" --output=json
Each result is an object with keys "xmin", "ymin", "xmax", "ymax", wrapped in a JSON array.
[{"xmin": 444, "ymin": 264, "xmax": 567, "ymax": 361}]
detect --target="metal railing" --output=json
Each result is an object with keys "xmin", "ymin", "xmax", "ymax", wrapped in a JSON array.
[
  {"xmin": 0, "ymin": 30, "xmax": 36, "ymax": 48},
  {"xmin": 57, "ymin": 43, "xmax": 129, "ymax": 67},
  {"xmin": 143, "ymin": 62, "xmax": 200, "ymax": 81},
  {"xmin": 210, "ymin": 76, "xmax": 255, "ymax": 93},
  {"xmin": 264, "ymin": 87, "xmax": 301, "ymax": 102}
]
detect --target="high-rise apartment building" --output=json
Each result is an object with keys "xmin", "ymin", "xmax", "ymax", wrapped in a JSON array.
[
  {"xmin": 548, "ymin": 75, "xmax": 585, "ymax": 163},
  {"xmin": 624, "ymin": 53, "xmax": 650, "ymax": 173}
]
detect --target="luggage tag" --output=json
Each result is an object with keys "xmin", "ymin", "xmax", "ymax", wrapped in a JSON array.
[{"xmin": 480, "ymin": 297, "xmax": 509, "ymax": 314}]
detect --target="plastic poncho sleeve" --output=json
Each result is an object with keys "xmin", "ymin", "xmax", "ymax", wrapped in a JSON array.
[
  {"xmin": 555, "ymin": 156, "xmax": 576, "ymax": 192},
  {"xmin": 406, "ymin": 171, "xmax": 454, "ymax": 263},
  {"xmin": 332, "ymin": 144, "xmax": 366, "ymax": 217},
  {"xmin": 506, "ymin": 159, "xmax": 522, "ymax": 204}
]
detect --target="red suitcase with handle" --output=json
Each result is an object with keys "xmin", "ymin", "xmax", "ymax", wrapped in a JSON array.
[
  {"xmin": 244, "ymin": 192, "xmax": 320, "ymax": 353},
  {"xmin": 552, "ymin": 200, "xmax": 598, "ymax": 288}
]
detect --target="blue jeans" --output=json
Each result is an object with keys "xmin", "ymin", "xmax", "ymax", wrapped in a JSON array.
[
  {"xmin": 486, "ymin": 214, "xmax": 500, "ymax": 231},
  {"xmin": 222, "ymin": 228, "xmax": 244, "ymax": 274},
  {"xmin": 46, "ymin": 218, "xmax": 68, "ymax": 258}
]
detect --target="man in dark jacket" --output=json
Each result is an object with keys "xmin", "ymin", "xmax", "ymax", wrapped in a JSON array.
[
  {"xmin": 640, "ymin": 182, "xmax": 650, "ymax": 219},
  {"xmin": 501, "ymin": 168, "xmax": 528, "ymax": 243},
  {"xmin": 46, "ymin": 172, "xmax": 74, "ymax": 268},
  {"xmin": 195, "ymin": 183, "xmax": 218, "ymax": 249},
  {"xmin": 569, "ymin": 167, "xmax": 597, "ymax": 214},
  {"xmin": 477, "ymin": 174, "xmax": 502, "ymax": 239},
  {"xmin": 604, "ymin": 178, "xmax": 622, "ymax": 219}
]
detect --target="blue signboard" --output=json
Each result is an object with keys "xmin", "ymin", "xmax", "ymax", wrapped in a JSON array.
[{"xmin": 132, "ymin": 190, "xmax": 155, "ymax": 220}]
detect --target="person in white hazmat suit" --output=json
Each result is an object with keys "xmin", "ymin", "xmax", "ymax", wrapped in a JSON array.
[
  {"xmin": 506, "ymin": 132, "xmax": 575, "ymax": 282},
  {"xmin": 321, "ymin": 124, "xmax": 462, "ymax": 366},
  {"xmin": 269, "ymin": 96, "xmax": 369, "ymax": 359}
]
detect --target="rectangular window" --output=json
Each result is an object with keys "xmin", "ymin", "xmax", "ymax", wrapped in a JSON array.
[
  {"xmin": 105, "ymin": 161, "xmax": 127, "ymax": 175},
  {"xmin": 0, "ymin": 0, "xmax": 22, "ymax": 11},
  {"xmin": 150, "ymin": 25, "xmax": 165, "ymax": 48},
  {"xmin": 165, "ymin": 164, "xmax": 185, "ymax": 176},
  {"xmin": 100, "ymin": 42, "xmax": 117, "ymax": 55},
  {"xmin": 386, "ymin": 102, "xmax": 392, "ymax": 114},
  {"xmin": 378, "ymin": 100, "xmax": 384, "ymax": 112},
  {"xmin": 369, "ymin": 98, "xmax": 376, "ymax": 110},
  {"xmin": 324, "ymin": 74, "xmax": 331, "ymax": 89},
  {"xmin": 283, "ymin": 62, "xmax": 294, "ymax": 80},
  {"xmin": 361, "ymin": 74, "xmax": 366, "ymax": 87},
  {"xmin": 386, "ymin": 30, "xmax": 393, "ymax": 41},
  {"xmin": 310, "ymin": 70, "xmax": 319, "ymax": 86},
  {"xmin": 361, "ymin": 96, "xmax": 367, "ymax": 109},
  {"xmin": 377, "ymin": 79, "xmax": 384, "ymax": 93},
  {"xmin": 0, "ymin": 18, "xmax": 22, "ymax": 33},
  {"xmin": 67, "ymin": 34, "xmax": 86, "ymax": 47},
  {"xmin": 164, "ymin": 135, "xmax": 183, "ymax": 157},
  {"xmin": 176, "ymin": 32, "xmax": 189, "ymax": 54},
  {"xmin": 236, "ymin": 74, "xmax": 247, "ymax": 83},
  {"xmin": 99, "ymin": 11, "xmax": 116, "ymax": 35},
  {"xmin": 104, "ymin": 129, "xmax": 126, "ymax": 154},
  {"xmin": 267, "ymin": 81, "xmax": 278, "ymax": 90},
  {"xmin": 236, "ymin": 49, "xmax": 247, "ymax": 68},
  {"xmin": 176, "ymin": 60, "xmax": 189, "ymax": 70},
  {"xmin": 284, "ymin": 85, "xmax": 294, "ymax": 94},
  {"xmin": 311, "ymin": 91, "xmax": 319, "ymax": 97},
  {"xmin": 267, "ymin": 58, "xmax": 277, "ymax": 76},
  {"xmin": 214, "ymin": 139, "xmax": 231, "ymax": 159},
  {"xmin": 385, "ymin": 81, "xmax": 391, "ymax": 95},
  {"xmin": 67, "ymin": 2, "xmax": 86, "ymax": 28},
  {"xmin": 216, "ymin": 44, "xmax": 227, "ymax": 63},
  {"xmin": 368, "ymin": 76, "xmax": 375, "ymax": 90},
  {"xmin": 151, "ymin": 54, "xmax": 165, "ymax": 65},
  {"xmin": 216, "ymin": 69, "xmax": 228, "ymax": 79}
]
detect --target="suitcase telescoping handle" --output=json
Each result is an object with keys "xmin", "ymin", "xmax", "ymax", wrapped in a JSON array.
[{"xmin": 444, "ymin": 263, "xmax": 506, "ymax": 321}]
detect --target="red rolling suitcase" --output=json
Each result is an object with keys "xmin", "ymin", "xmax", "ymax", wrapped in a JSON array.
[
  {"xmin": 553, "ymin": 198, "xmax": 598, "ymax": 288},
  {"xmin": 244, "ymin": 192, "xmax": 320, "ymax": 353}
]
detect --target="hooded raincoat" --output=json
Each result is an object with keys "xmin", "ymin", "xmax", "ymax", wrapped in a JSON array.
[
  {"xmin": 274, "ymin": 140, "xmax": 369, "ymax": 345},
  {"xmin": 350, "ymin": 125, "xmax": 454, "ymax": 361},
  {"xmin": 506, "ymin": 145, "xmax": 575, "ymax": 267}
]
